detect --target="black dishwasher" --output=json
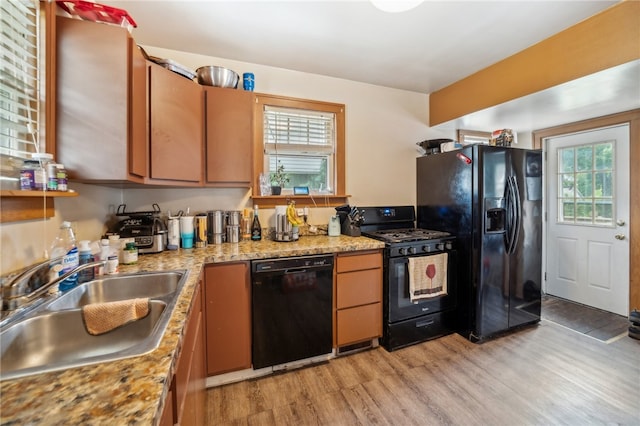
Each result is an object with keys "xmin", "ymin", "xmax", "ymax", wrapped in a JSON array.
[{"xmin": 252, "ymin": 254, "xmax": 334, "ymax": 369}]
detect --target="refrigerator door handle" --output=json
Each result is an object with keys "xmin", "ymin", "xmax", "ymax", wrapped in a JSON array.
[
  {"xmin": 504, "ymin": 176, "xmax": 520, "ymax": 254},
  {"xmin": 505, "ymin": 176, "xmax": 521, "ymax": 254}
]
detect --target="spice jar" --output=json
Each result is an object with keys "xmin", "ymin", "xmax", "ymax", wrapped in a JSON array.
[
  {"xmin": 31, "ymin": 153, "xmax": 54, "ymax": 191},
  {"xmin": 20, "ymin": 159, "xmax": 40, "ymax": 190},
  {"xmin": 122, "ymin": 242, "xmax": 138, "ymax": 265}
]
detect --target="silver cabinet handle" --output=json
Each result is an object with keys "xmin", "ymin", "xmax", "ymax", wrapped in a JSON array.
[{"xmin": 615, "ymin": 234, "xmax": 626, "ymax": 240}]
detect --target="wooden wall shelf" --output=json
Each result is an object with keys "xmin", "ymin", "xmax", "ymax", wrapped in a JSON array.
[
  {"xmin": 0, "ymin": 190, "xmax": 79, "ymax": 223},
  {"xmin": 252, "ymin": 194, "xmax": 350, "ymax": 209}
]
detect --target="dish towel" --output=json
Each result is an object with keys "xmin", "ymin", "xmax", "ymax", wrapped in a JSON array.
[
  {"xmin": 82, "ymin": 298, "xmax": 150, "ymax": 336},
  {"xmin": 408, "ymin": 253, "xmax": 448, "ymax": 302}
]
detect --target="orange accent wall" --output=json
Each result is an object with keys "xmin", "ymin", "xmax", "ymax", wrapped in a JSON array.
[{"xmin": 429, "ymin": 1, "xmax": 640, "ymax": 126}]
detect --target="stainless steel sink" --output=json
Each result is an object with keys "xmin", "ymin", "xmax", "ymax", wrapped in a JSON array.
[
  {"xmin": 45, "ymin": 270, "xmax": 184, "ymax": 311},
  {"xmin": 0, "ymin": 270, "xmax": 188, "ymax": 381}
]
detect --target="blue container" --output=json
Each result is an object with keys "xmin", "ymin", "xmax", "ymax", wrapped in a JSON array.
[{"xmin": 243, "ymin": 73, "xmax": 255, "ymax": 91}]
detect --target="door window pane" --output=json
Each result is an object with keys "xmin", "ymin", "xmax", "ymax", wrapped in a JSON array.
[
  {"xmin": 595, "ymin": 171, "xmax": 613, "ymax": 197},
  {"xmin": 560, "ymin": 149, "xmax": 574, "ymax": 172},
  {"xmin": 594, "ymin": 142, "xmax": 613, "ymax": 170},
  {"xmin": 576, "ymin": 146, "xmax": 593, "ymax": 171},
  {"xmin": 575, "ymin": 172, "xmax": 592, "ymax": 197}
]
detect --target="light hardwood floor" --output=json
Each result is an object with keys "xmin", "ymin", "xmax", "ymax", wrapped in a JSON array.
[{"xmin": 207, "ymin": 320, "xmax": 639, "ymax": 425}]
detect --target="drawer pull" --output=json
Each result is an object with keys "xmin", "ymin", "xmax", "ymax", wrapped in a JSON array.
[{"xmin": 416, "ymin": 320, "xmax": 435, "ymax": 328}]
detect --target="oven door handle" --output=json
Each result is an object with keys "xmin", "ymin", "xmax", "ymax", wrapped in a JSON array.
[{"xmin": 416, "ymin": 319, "xmax": 435, "ymax": 328}]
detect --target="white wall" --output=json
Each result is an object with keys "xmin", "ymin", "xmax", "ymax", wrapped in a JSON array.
[
  {"xmin": 0, "ymin": 183, "xmax": 121, "ymax": 274},
  {"xmin": 1, "ymin": 46, "xmax": 451, "ymax": 275}
]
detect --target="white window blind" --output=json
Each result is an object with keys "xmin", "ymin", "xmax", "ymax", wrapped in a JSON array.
[
  {"xmin": 264, "ymin": 106, "xmax": 335, "ymax": 155},
  {"xmin": 1, "ymin": 0, "xmax": 40, "ymax": 184}
]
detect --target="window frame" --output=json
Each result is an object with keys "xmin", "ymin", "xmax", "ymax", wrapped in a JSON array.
[
  {"xmin": 0, "ymin": 0, "xmax": 54, "ymax": 187},
  {"xmin": 252, "ymin": 93, "xmax": 347, "ymax": 207}
]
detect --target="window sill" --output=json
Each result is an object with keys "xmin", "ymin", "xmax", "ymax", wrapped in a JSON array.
[
  {"xmin": 252, "ymin": 194, "xmax": 350, "ymax": 209},
  {"xmin": 0, "ymin": 190, "xmax": 79, "ymax": 223}
]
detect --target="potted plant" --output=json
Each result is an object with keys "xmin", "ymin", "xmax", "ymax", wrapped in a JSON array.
[{"xmin": 270, "ymin": 162, "xmax": 289, "ymax": 195}]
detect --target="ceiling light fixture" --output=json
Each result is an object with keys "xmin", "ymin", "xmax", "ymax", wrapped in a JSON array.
[{"xmin": 370, "ymin": 0, "xmax": 424, "ymax": 13}]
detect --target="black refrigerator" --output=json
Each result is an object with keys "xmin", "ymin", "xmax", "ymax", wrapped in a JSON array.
[{"xmin": 417, "ymin": 145, "xmax": 543, "ymax": 342}]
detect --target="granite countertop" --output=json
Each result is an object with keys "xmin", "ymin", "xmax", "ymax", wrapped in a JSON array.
[{"xmin": 0, "ymin": 235, "xmax": 384, "ymax": 425}]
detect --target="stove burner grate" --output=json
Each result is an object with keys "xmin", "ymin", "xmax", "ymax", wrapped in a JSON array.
[{"xmin": 363, "ymin": 228, "xmax": 451, "ymax": 244}]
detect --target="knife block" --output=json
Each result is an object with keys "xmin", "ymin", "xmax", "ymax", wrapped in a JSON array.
[{"xmin": 341, "ymin": 217, "xmax": 361, "ymax": 237}]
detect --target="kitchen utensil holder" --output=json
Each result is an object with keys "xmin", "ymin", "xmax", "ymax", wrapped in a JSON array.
[{"xmin": 341, "ymin": 218, "xmax": 361, "ymax": 237}]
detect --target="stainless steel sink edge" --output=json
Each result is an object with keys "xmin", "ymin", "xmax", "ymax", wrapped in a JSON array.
[{"xmin": 0, "ymin": 269, "xmax": 189, "ymax": 381}]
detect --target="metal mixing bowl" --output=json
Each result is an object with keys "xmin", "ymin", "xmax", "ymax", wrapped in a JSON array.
[{"xmin": 195, "ymin": 66, "xmax": 239, "ymax": 88}]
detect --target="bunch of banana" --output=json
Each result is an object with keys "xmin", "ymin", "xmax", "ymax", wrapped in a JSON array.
[{"xmin": 286, "ymin": 202, "xmax": 304, "ymax": 226}]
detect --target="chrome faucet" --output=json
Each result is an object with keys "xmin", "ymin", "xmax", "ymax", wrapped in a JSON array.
[{"xmin": 1, "ymin": 260, "xmax": 106, "ymax": 320}]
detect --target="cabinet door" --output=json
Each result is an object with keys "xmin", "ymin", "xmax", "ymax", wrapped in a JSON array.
[
  {"xmin": 204, "ymin": 87, "xmax": 253, "ymax": 185},
  {"xmin": 149, "ymin": 62, "xmax": 203, "ymax": 183},
  {"xmin": 204, "ymin": 262, "xmax": 251, "ymax": 375},
  {"xmin": 57, "ymin": 17, "xmax": 134, "ymax": 181}
]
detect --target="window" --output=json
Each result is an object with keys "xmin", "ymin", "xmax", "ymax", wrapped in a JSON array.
[
  {"xmin": 0, "ymin": 0, "xmax": 43, "ymax": 188},
  {"xmin": 557, "ymin": 141, "xmax": 614, "ymax": 226},
  {"xmin": 457, "ymin": 129, "xmax": 490, "ymax": 145},
  {"xmin": 254, "ymin": 94, "xmax": 345, "ymax": 199}
]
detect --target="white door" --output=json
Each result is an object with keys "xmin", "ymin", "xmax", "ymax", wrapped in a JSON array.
[{"xmin": 545, "ymin": 124, "xmax": 629, "ymax": 316}]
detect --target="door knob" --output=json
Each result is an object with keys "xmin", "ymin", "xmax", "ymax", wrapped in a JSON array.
[
  {"xmin": 614, "ymin": 234, "xmax": 625, "ymax": 240},
  {"xmin": 616, "ymin": 219, "xmax": 626, "ymax": 226}
]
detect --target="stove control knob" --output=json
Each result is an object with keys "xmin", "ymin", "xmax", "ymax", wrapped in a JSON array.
[
  {"xmin": 399, "ymin": 248, "xmax": 407, "ymax": 255},
  {"xmin": 408, "ymin": 247, "xmax": 416, "ymax": 254},
  {"xmin": 422, "ymin": 245, "xmax": 431, "ymax": 253},
  {"xmin": 445, "ymin": 242, "xmax": 453, "ymax": 250},
  {"xmin": 436, "ymin": 243, "xmax": 445, "ymax": 251}
]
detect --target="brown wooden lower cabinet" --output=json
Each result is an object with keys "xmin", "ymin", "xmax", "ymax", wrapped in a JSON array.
[
  {"xmin": 159, "ymin": 274, "xmax": 206, "ymax": 426},
  {"xmin": 159, "ymin": 386, "xmax": 174, "ymax": 426},
  {"xmin": 334, "ymin": 250, "xmax": 383, "ymax": 347},
  {"xmin": 204, "ymin": 262, "xmax": 252, "ymax": 376}
]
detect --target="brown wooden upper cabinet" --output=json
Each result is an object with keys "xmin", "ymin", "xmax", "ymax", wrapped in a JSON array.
[
  {"xmin": 56, "ymin": 17, "xmax": 202, "ymax": 186},
  {"xmin": 57, "ymin": 17, "xmax": 143, "ymax": 183},
  {"xmin": 204, "ymin": 87, "xmax": 254, "ymax": 186}
]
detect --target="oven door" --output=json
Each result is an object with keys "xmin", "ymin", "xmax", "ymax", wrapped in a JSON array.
[{"xmin": 386, "ymin": 250, "xmax": 457, "ymax": 323}]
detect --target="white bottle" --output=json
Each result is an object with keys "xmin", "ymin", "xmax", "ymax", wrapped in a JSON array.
[
  {"xmin": 50, "ymin": 221, "xmax": 79, "ymax": 291},
  {"xmin": 99, "ymin": 239, "xmax": 110, "ymax": 275},
  {"xmin": 106, "ymin": 235, "xmax": 120, "ymax": 274}
]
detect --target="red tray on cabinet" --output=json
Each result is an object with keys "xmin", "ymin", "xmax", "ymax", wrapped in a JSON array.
[{"xmin": 56, "ymin": 0, "xmax": 137, "ymax": 31}]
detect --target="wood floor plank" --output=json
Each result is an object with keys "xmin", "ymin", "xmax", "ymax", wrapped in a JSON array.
[
  {"xmin": 295, "ymin": 362, "xmax": 341, "ymax": 398},
  {"xmin": 271, "ymin": 396, "xmax": 322, "ymax": 425},
  {"xmin": 359, "ymin": 378, "xmax": 426, "ymax": 426},
  {"xmin": 340, "ymin": 383, "xmax": 393, "ymax": 426},
  {"xmin": 255, "ymin": 370, "xmax": 306, "ymax": 410},
  {"xmin": 311, "ymin": 390, "xmax": 360, "ymax": 425}
]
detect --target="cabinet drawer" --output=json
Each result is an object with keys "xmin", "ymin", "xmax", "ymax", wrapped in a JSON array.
[
  {"xmin": 336, "ymin": 251, "xmax": 382, "ymax": 273},
  {"xmin": 336, "ymin": 268, "xmax": 382, "ymax": 309},
  {"xmin": 336, "ymin": 303, "xmax": 382, "ymax": 346}
]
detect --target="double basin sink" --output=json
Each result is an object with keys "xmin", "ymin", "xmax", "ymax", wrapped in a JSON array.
[{"xmin": 0, "ymin": 270, "xmax": 188, "ymax": 381}]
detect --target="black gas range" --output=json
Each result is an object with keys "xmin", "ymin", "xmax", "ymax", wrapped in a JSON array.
[{"xmin": 360, "ymin": 206, "xmax": 458, "ymax": 351}]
